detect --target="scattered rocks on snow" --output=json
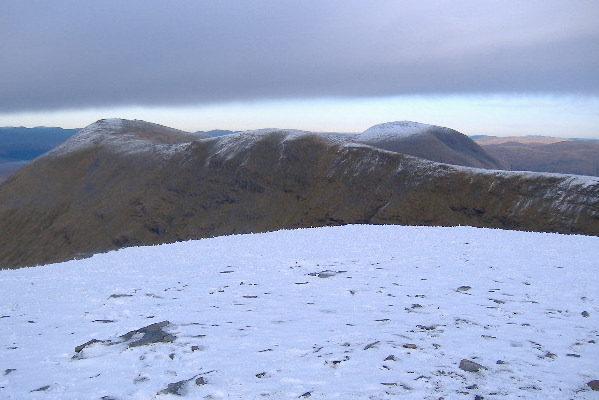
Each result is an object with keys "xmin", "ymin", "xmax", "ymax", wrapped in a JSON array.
[{"xmin": 459, "ymin": 359, "xmax": 487, "ymax": 372}]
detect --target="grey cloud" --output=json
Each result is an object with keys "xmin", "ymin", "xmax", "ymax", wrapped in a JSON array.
[{"xmin": 1, "ymin": 0, "xmax": 598, "ymax": 112}]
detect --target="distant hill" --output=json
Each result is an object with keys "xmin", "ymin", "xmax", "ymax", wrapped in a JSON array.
[
  {"xmin": 0, "ymin": 126, "xmax": 79, "ymax": 182},
  {"xmin": 1, "ymin": 118, "xmax": 597, "ymax": 269},
  {"xmin": 355, "ymin": 121, "xmax": 506, "ymax": 169},
  {"xmin": 475, "ymin": 136, "xmax": 599, "ymax": 177}
]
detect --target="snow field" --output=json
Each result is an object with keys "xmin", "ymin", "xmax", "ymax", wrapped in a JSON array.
[{"xmin": 0, "ymin": 225, "xmax": 598, "ymax": 399}]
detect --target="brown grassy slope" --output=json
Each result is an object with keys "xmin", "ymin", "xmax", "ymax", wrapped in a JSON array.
[
  {"xmin": 0, "ymin": 164, "xmax": 25, "ymax": 183},
  {"xmin": 0, "ymin": 119, "xmax": 598, "ymax": 269},
  {"xmin": 478, "ymin": 140, "xmax": 599, "ymax": 177}
]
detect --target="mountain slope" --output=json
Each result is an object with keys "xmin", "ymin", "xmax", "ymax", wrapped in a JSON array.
[
  {"xmin": 1, "ymin": 225, "xmax": 598, "ymax": 399},
  {"xmin": 355, "ymin": 121, "xmax": 506, "ymax": 169},
  {"xmin": 0, "ymin": 118, "xmax": 598, "ymax": 269},
  {"xmin": 476, "ymin": 138, "xmax": 599, "ymax": 177}
]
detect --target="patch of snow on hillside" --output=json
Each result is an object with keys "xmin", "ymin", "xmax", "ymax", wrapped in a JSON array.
[
  {"xmin": 41, "ymin": 119, "xmax": 125, "ymax": 158},
  {"xmin": 359, "ymin": 121, "xmax": 435, "ymax": 142},
  {"xmin": 1, "ymin": 225, "xmax": 598, "ymax": 399}
]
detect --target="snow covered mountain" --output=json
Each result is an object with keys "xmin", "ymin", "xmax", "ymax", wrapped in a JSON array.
[
  {"xmin": 1, "ymin": 224, "xmax": 598, "ymax": 399},
  {"xmin": 356, "ymin": 121, "xmax": 506, "ymax": 169},
  {"xmin": 0, "ymin": 118, "xmax": 598, "ymax": 269}
]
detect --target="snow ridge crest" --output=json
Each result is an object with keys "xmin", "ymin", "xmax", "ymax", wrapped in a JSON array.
[{"xmin": 360, "ymin": 120, "xmax": 436, "ymax": 141}]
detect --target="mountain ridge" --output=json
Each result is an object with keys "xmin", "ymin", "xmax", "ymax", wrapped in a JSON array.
[{"xmin": 1, "ymin": 118, "xmax": 598, "ymax": 269}]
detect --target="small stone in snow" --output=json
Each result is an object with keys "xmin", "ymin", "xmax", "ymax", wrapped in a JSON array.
[
  {"xmin": 195, "ymin": 376, "xmax": 207, "ymax": 386},
  {"xmin": 581, "ymin": 311, "xmax": 590, "ymax": 317},
  {"xmin": 403, "ymin": 344, "xmax": 417, "ymax": 349},
  {"xmin": 158, "ymin": 380, "xmax": 187, "ymax": 396},
  {"xmin": 459, "ymin": 359, "xmax": 486, "ymax": 372},
  {"xmin": 364, "ymin": 341, "xmax": 380, "ymax": 350},
  {"xmin": 30, "ymin": 385, "xmax": 50, "ymax": 392},
  {"xmin": 457, "ymin": 286, "xmax": 471, "ymax": 291}
]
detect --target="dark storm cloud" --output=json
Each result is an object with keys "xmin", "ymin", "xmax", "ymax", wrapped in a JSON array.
[{"xmin": 1, "ymin": 0, "xmax": 598, "ymax": 112}]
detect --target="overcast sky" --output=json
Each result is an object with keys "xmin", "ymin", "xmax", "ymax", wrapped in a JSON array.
[{"xmin": 1, "ymin": 1, "xmax": 598, "ymax": 137}]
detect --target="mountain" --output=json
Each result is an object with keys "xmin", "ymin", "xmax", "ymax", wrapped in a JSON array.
[
  {"xmin": 0, "ymin": 126, "xmax": 79, "ymax": 183},
  {"xmin": 475, "ymin": 136, "xmax": 599, "ymax": 177},
  {"xmin": 1, "ymin": 224, "xmax": 598, "ymax": 399},
  {"xmin": 0, "ymin": 118, "xmax": 598, "ymax": 269},
  {"xmin": 355, "ymin": 121, "xmax": 506, "ymax": 169}
]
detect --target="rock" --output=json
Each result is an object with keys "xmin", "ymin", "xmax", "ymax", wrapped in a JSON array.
[
  {"xmin": 30, "ymin": 385, "xmax": 50, "ymax": 392},
  {"xmin": 587, "ymin": 380, "xmax": 599, "ymax": 391},
  {"xmin": 195, "ymin": 376, "xmax": 207, "ymax": 386},
  {"xmin": 74, "ymin": 339, "xmax": 104, "ymax": 354},
  {"xmin": 457, "ymin": 286, "xmax": 471, "ymax": 291},
  {"xmin": 299, "ymin": 392, "xmax": 311, "ymax": 398},
  {"xmin": 3, "ymin": 369, "xmax": 16, "ymax": 376},
  {"xmin": 120, "ymin": 320, "xmax": 175, "ymax": 348},
  {"xmin": 581, "ymin": 311, "xmax": 590, "ymax": 317},
  {"xmin": 384, "ymin": 355, "xmax": 396, "ymax": 361},
  {"xmin": 403, "ymin": 344, "xmax": 418, "ymax": 349},
  {"xmin": 364, "ymin": 341, "xmax": 380, "ymax": 350},
  {"xmin": 459, "ymin": 359, "xmax": 486, "ymax": 372},
  {"xmin": 157, "ymin": 380, "xmax": 187, "ymax": 396}
]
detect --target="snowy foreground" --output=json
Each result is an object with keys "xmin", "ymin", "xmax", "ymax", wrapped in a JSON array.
[{"xmin": 1, "ymin": 225, "xmax": 598, "ymax": 399}]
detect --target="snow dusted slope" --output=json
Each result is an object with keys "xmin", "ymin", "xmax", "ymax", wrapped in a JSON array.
[
  {"xmin": 360, "ymin": 121, "xmax": 435, "ymax": 141},
  {"xmin": 356, "ymin": 121, "xmax": 505, "ymax": 169},
  {"xmin": 1, "ymin": 225, "xmax": 598, "ymax": 399}
]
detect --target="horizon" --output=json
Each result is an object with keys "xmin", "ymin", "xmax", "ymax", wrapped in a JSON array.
[{"xmin": 1, "ymin": 2, "xmax": 598, "ymax": 138}]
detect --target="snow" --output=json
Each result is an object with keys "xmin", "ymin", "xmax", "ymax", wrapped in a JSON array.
[
  {"xmin": 359, "ymin": 121, "xmax": 436, "ymax": 142},
  {"xmin": 1, "ymin": 225, "xmax": 598, "ymax": 399}
]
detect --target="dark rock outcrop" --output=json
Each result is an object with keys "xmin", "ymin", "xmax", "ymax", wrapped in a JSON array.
[{"xmin": 0, "ymin": 118, "xmax": 598, "ymax": 269}]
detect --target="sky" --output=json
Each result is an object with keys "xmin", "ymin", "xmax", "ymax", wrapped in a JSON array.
[{"xmin": 1, "ymin": 1, "xmax": 598, "ymax": 137}]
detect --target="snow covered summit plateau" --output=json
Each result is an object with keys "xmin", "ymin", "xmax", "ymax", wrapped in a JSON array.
[
  {"xmin": 359, "ymin": 121, "xmax": 436, "ymax": 141},
  {"xmin": 1, "ymin": 225, "xmax": 597, "ymax": 399}
]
